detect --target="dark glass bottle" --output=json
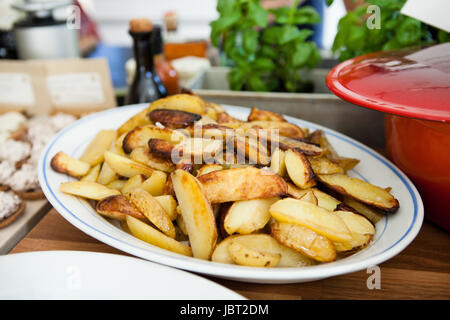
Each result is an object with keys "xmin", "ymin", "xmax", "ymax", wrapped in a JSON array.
[{"xmin": 125, "ymin": 19, "xmax": 167, "ymax": 105}]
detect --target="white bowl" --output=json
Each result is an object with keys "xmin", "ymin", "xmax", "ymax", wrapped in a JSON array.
[
  {"xmin": 38, "ymin": 104, "xmax": 424, "ymax": 284},
  {"xmin": 0, "ymin": 251, "xmax": 244, "ymax": 299}
]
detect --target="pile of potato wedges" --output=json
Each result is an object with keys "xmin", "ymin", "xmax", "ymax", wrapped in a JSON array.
[{"xmin": 51, "ymin": 93, "xmax": 399, "ymax": 268}]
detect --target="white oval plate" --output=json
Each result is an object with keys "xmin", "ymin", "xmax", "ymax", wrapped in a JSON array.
[
  {"xmin": 0, "ymin": 251, "xmax": 244, "ymax": 299},
  {"xmin": 38, "ymin": 104, "xmax": 424, "ymax": 284}
]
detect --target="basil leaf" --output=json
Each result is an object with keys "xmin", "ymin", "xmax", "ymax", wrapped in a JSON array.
[{"xmin": 243, "ymin": 28, "xmax": 259, "ymax": 53}]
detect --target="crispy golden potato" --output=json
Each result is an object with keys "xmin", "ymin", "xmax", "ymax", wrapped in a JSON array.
[
  {"xmin": 275, "ymin": 136, "xmax": 323, "ymax": 156},
  {"xmin": 247, "ymin": 107, "xmax": 287, "ymax": 122},
  {"xmin": 211, "ymin": 234, "xmax": 315, "ymax": 267},
  {"xmin": 285, "ymin": 149, "xmax": 315, "ymax": 188},
  {"xmin": 126, "ymin": 215, "xmax": 192, "ymax": 256},
  {"xmin": 228, "ymin": 241, "xmax": 281, "ymax": 267},
  {"xmin": 147, "ymin": 93, "xmax": 206, "ymax": 115},
  {"xmin": 154, "ymin": 195, "xmax": 177, "ymax": 220},
  {"xmin": 234, "ymin": 133, "xmax": 270, "ymax": 166},
  {"xmin": 60, "ymin": 181, "xmax": 120, "ymax": 200},
  {"xmin": 197, "ymin": 167, "xmax": 287, "ymax": 204},
  {"xmin": 79, "ymin": 130, "xmax": 116, "ymax": 166},
  {"xmin": 173, "ymin": 137, "xmax": 224, "ymax": 163},
  {"xmin": 223, "ymin": 197, "xmax": 280, "ymax": 235},
  {"xmin": 286, "ymin": 183, "xmax": 310, "ymax": 199},
  {"xmin": 80, "ymin": 163, "xmax": 101, "ymax": 182},
  {"xmin": 308, "ymin": 157, "xmax": 344, "ymax": 175},
  {"xmin": 123, "ymin": 125, "xmax": 184, "ymax": 154},
  {"xmin": 308, "ymin": 130, "xmax": 359, "ymax": 171},
  {"xmin": 270, "ymin": 198, "xmax": 352, "ymax": 243},
  {"xmin": 141, "ymin": 170, "xmax": 167, "ymax": 196},
  {"xmin": 317, "ymin": 174, "xmax": 399, "ymax": 213},
  {"xmin": 333, "ymin": 210, "xmax": 375, "ymax": 252},
  {"xmin": 269, "ymin": 148, "xmax": 286, "ymax": 176},
  {"xmin": 106, "ymin": 179, "xmax": 127, "ymax": 190},
  {"xmin": 241, "ymin": 120, "xmax": 305, "ymax": 139},
  {"xmin": 97, "ymin": 161, "xmax": 118, "ymax": 185},
  {"xmin": 126, "ymin": 188, "xmax": 176, "ymax": 238},
  {"xmin": 96, "ymin": 195, "xmax": 145, "ymax": 221},
  {"xmin": 312, "ymin": 188, "xmax": 341, "ymax": 211},
  {"xmin": 196, "ymin": 163, "xmax": 223, "ymax": 177},
  {"xmin": 147, "ymin": 138, "xmax": 176, "ymax": 160},
  {"xmin": 216, "ymin": 112, "xmax": 244, "ymax": 125},
  {"xmin": 171, "ymin": 169, "xmax": 217, "ymax": 260},
  {"xmin": 117, "ymin": 107, "xmax": 152, "ymax": 136},
  {"xmin": 299, "ymin": 190, "xmax": 318, "ymax": 205},
  {"xmin": 120, "ymin": 174, "xmax": 145, "ymax": 194},
  {"xmin": 103, "ymin": 150, "xmax": 154, "ymax": 178},
  {"xmin": 176, "ymin": 212, "xmax": 188, "ymax": 236},
  {"xmin": 271, "ymin": 221, "xmax": 336, "ymax": 262},
  {"xmin": 51, "ymin": 151, "xmax": 90, "ymax": 178},
  {"xmin": 148, "ymin": 109, "xmax": 201, "ymax": 129},
  {"xmin": 341, "ymin": 196, "xmax": 383, "ymax": 224},
  {"xmin": 130, "ymin": 147, "xmax": 175, "ymax": 172}
]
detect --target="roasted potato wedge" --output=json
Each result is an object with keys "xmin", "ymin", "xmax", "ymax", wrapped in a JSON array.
[
  {"xmin": 197, "ymin": 167, "xmax": 287, "ymax": 204},
  {"xmin": 148, "ymin": 109, "xmax": 201, "ymax": 129},
  {"xmin": 308, "ymin": 156, "xmax": 344, "ymax": 175},
  {"xmin": 211, "ymin": 234, "xmax": 315, "ymax": 267},
  {"xmin": 147, "ymin": 138, "xmax": 176, "ymax": 160},
  {"xmin": 96, "ymin": 195, "xmax": 145, "ymax": 221},
  {"xmin": 173, "ymin": 137, "xmax": 224, "ymax": 163},
  {"xmin": 299, "ymin": 190, "xmax": 318, "ymax": 205},
  {"xmin": 241, "ymin": 120, "xmax": 305, "ymax": 139},
  {"xmin": 106, "ymin": 179, "xmax": 127, "ymax": 190},
  {"xmin": 333, "ymin": 210, "xmax": 375, "ymax": 252},
  {"xmin": 270, "ymin": 198, "xmax": 352, "ymax": 243},
  {"xmin": 154, "ymin": 195, "xmax": 177, "ymax": 221},
  {"xmin": 96, "ymin": 161, "xmax": 118, "ymax": 185},
  {"xmin": 312, "ymin": 188, "xmax": 341, "ymax": 211},
  {"xmin": 51, "ymin": 151, "xmax": 90, "ymax": 178},
  {"xmin": 79, "ymin": 130, "xmax": 116, "ymax": 166},
  {"xmin": 126, "ymin": 215, "xmax": 192, "ymax": 256},
  {"xmin": 269, "ymin": 148, "xmax": 286, "ymax": 176},
  {"xmin": 123, "ymin": 125, "xmax": 184, "ymax": 154},
  {"xmin": 117, "ymin": 107, "xmax": 152, "ymax": 136},
  {"xmin": 234, "ymin": 133, "xmax": 270, "ymax": 166},
  {"xmin": 80, "ymin": 163, "xmax": 101, "ymax": 182},
  {"xmin": 60, "ymin": 181, "xmax": 120, "ymax": 200},
  {"xmin": 120, "ymin": 174, "xmax": 145, "ymax": 194},
  {"xmin": 103, "ymin": 150, "xmax": 154, "ymax": 178},
  {"xmin": 341, "ymin": 196, "xmax": 383, "ymax": 224},
  {"xmin": 247, "ymin": 107, "xmax": 287, "ymax": 122},
  {"xmin": 141, "ymin": 170, "xmax": 167, "ymax": 196},
  {"xmin": 171, "ymin": 169, "xmax": 217, "ymax": 260},
  {"xmin": 147, "ymin": 93, "xmax": 206, "ymax": 115},
  {"xmin": 130, "ymin": 147, "xmax": 175, "ymax": 172},
  {"xmin": 223, "ymin": 197, "xmax": 280, "ymax": 235},
  {"xmin": 216, "ymin": 112, "xmax": 244, "ymax": 125},
  {"xmin": 317, "ymin": 174, "xmax": 399, "ymax": 213},
  {"xmin": 196, "ymin": 163, "xmax": 223, "ymax": 177},
  {"xmin": 228, "ymin": 241, "xmax": 281, "ymax": 267},
  {"xmin": 126, "ymin": 188, "xmax": 176, "ymax": 239},
  {"xmin": 285, "ymin": 149, "xmax": 315, "ymax": 188},
  {"xmin": 271, "ymin": 222, "xmax": 336, "ymax": 262},
  {"xmin": 274, "ymin": 135, "xmax": 323, "ymax": 156}
]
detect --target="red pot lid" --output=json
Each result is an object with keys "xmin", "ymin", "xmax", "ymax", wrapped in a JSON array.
[{"xmin": 326, "ymin": 43, "xmax": 450, "ymax": 122}]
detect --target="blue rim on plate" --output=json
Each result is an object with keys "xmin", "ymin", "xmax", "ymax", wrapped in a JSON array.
[{"xmin": 39, "ymin": 104, "xmax": 424, "ymax": 283}]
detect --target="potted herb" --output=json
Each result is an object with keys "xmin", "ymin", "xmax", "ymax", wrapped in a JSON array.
[
  {"xmin": 210, "ymin": 0, "xmax": 322, "ymax": 93},
  {"xmin": 332, "ymin": 0, "xmax": 450, "ymax": 61}
]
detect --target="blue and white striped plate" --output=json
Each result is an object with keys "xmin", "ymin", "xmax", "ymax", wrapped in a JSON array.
[{"xmin": 38, "ymin": 104, "xmax": 424, "ymax": 284}]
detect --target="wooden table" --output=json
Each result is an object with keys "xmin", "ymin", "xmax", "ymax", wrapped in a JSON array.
[{"xmin": 9, "ymin": 208, "xmax": 450, "ymax": 300}]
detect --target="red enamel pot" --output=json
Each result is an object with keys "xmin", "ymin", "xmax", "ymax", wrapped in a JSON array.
[{"xmin": 326, "ymin": 43, "xmax": 450, "ymax": 231}]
